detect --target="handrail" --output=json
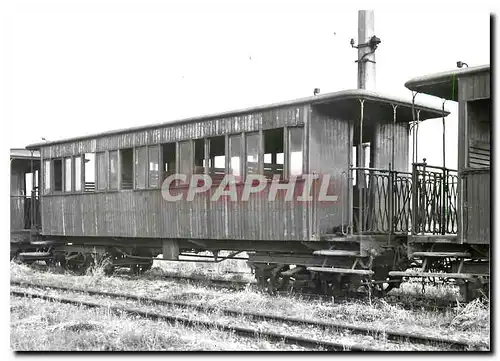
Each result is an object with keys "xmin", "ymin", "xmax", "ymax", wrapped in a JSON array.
[
  {"xmin": 349, "ymin": 166, "xmax": 412, "ymax": 175},
  {"xmin": 412, "ymin": 163, "xmax": 457, "ymax": 172}
]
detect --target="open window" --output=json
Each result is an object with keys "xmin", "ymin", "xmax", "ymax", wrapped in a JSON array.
[
  {"xmin": 53, "ymin": 159, "xmax": 63, "ymax": 192},
  {"xmin": 43, "ymin": 160, "xmax": 51, "ymax": 194},
  {"xmin": 83, "ymin": 153, "xmax": 95, "ymax": 192},
  {"xmin": 135, "ymin": 147, "xmax": 147, "ymax": 189},
  {"xmin": 289, "ymin": 127, "xmax": 303, "ymax": 177},
  {"xmin": 194, "ymin": 139, "xmax": 205, "ymax": 174},
  {"xmin": 162, "ymin": 142, "xmax": 176, "ymax": 180},
  {"xmin": 148, "ymin": 145, "xmax": 160, "ymax": 188},
  {"xmin": 64, "ymin": 157, "xmax": 72, "ymax": 192},
  {"xmin": 109, "ymin": 151, "xmax": 118, "ymax": 190},
  {"xmin": 246, "ymin": 132, "xmax": 260, "ymax": 176},
  {"xmin": 120, "ymin": 148, "xmax": 133, "ymax": 189},
  {"xmin": 263, "ymin": 128, "xmax": 284, "ymax": 179},
  {"xmin": 25, "ymin": 170, "xmax": 38, "ymax": 198},
  {"xmin": 229, "ymin": 134, "xmax": 242, "ymax": 180},
  {"xmin": 208, "ymin": 136, "xmax": 225, "ymax": 181}
]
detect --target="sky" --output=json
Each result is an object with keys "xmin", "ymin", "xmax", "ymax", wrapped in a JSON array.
[{"xmin": 3, "ymin": 0, "xmax": 493, "ymax": 171}]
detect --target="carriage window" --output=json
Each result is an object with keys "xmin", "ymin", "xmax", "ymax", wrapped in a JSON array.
[
  {"xmin": 84, "ymin": 153, "xmax": 95, "ymax": 192},
  {"xmin": 96, "ymin": 152, "xmax": 107, "ymax": 190},
  {"xmin": 135, "ymin": 147, "xmax": 147, "ymax": 189},
  {"xmin": 229, "ymin": 134, "xmax": 242, "ymax": 178},
  {"xmin": 53, "ymin": 159, "xmax": 63, "ymax": 192},
  {"xmin": 109, "ymin": 151, "xmax": 118, "ymax": 190},
  {"xmin": 148, "ymin": 145, "xmax": 160, "ymax": 188},
  {"xmin": 194, "ymin": 139, "xmax": 205, "ymax": 174},
  {"xmin": 162, "ymin": 142, "xmax": 176, "ymax": 179},
  {"xmin": 289, "ymin": 127, "xmax": 303, "ymax": 176},
  {"xmin": 264, "ymin": 128, "xmax": 284, "ymax": 179},
  {"xmin": 120, "ymin": 148, "xmax": 133, "ymax": 189},
  {"xmin": 74, "ymin": 156, "xmax": 82, "ymax": 191},
  {"xmin": 208, "ymin": 136, "xmax": 225, "ymax": 178},
  {"xmin": 43, "ymin": 160, "xmax": 51, "ymax": 194},
  {"xmin": 64, "ymin": 158, "xmax": 72, "ymax": 192},
  {"xmin": 179, "ymin": 141, "xmax": 192, "ymax": 182},
  {"xmin": 25, "ymin": 173, "xmax": 33, "ymax": 197},
  {"xmin": 246, "ymin": 132, "xmax": 260, "ymax": 176}
]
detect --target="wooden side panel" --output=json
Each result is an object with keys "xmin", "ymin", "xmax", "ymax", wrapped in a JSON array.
[
  {"xmin": 41, "ymin": 186, "xmax": 308, "ymax": 241},
  {"xmin": 372, "ymin": 122, "xmax": 409, "ymax": 172},
  {"xmin": 11, "ymin": 197, "xmax": 25, "ymax": 231},
  {"xmin": 308, "ymin": 109, "xmax": 350, "ymax": 235},
  {"xmin": 462, "ymin": 170, "xmax": 490, "ymax": 244},
  {"xmin": 459, "ymin": 72, "xmax": 490, "ymax": 101}
]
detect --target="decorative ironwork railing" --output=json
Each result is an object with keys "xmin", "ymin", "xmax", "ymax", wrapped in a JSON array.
[
  {"xmin": 349, "ymin": 167, "xmax": 412, "ymax": 234},
  {"xmin": 411, "ymin": 162, "xmax": 458, "ymax": 235},
  {"xmin": 347, "ymin": 162, "xmax": 458, "ymax": 235}
]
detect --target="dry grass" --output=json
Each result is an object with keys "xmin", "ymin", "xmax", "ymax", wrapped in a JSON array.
[
  {"xmin": 10, "ymin": 295, "xmax": 301, "ymax": 351},
  {"xmin": 10, "ymin": 262, "xmax": 490, "ymax": 350}
]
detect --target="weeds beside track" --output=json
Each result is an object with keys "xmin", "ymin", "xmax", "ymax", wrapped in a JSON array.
[{"xmin": 11, "ymin": 280, "xmax": 484, "ymax": 351}]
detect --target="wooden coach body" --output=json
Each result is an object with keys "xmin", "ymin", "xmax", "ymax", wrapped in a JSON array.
[{"xmin": 26, "ymin": 90, "xmax": 444, "ymax": 253}]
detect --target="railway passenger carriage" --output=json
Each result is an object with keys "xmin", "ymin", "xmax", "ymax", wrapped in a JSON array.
[{"xmin": 11, "ymin": 64, "xmax": 490, "ymax": 300}]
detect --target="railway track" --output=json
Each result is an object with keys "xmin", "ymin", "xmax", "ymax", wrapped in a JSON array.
[
  {"xmin": 16, "ymin": 262, "xmax": 465, "ymax": 311},
  {"xmin": 11, "ymin": 280, "xmax": 483, "ymax": 351},
  {"xmin": 131, "ymin": 272, "xmax": 465, "ymax": 311}
]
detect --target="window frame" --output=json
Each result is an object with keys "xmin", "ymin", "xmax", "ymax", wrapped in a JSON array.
[
  {"xmin": 74, "ymin": 155, "xmax": 82, "ymax": 192},
  {"xmin": 43, "ymin": 159, "xmax": 51, "ymax": 195},
  {"xmin": 108, "ymin": 150, "xmax": 119, "ymax": 190},
  {"xmin": 64, "ymin": 157, "xmax": 73, "ymax": 193},
  {"xmin": 287, "ymin": 126, "xmax": 305, "ymax": 179},
  {"xmin": 52, "ymin": 158, "xmax": 64, "ymax": 193},
  {"xmin": 147, "ymin": 145, "xmax": 160, "ymax": 189}
]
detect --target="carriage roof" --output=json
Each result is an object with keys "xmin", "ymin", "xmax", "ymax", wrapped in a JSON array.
[
  {"xmin": 26, "ymin": 88, "xmax": 448, "ymax": 150},
  {"xmin": 10, "ymin": 148, "xmax": 40, "ymax": 160},
  {"xmin": 404, "ymin": 64, "xmax": 490, "ymax": 101}
]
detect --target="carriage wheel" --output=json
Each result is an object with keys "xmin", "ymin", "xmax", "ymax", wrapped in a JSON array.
[{"xmin": 64, "ymin": 252, "xmax": 93, "ymax": 274}]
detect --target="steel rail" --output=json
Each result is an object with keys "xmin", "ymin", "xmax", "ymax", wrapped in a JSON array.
[
  {"xmin": 11, "ymin": 281, "xmax": 480, "ymax": 350},
  {"xmin": 11, "ymin": 287, "xmax": 382, "ymax": 352}
]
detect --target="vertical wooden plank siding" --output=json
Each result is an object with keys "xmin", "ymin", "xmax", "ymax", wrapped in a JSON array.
[
  {"xmin": 39, "ymin": 105, "xmax": 309, "ymax": 241},
  {"xmin": 463, "ymin": 170, "xmax": 490, "ymax": 244},
  {"xmin": 308, "ymin": 108, "xmax": 351, "ymax": 235}
]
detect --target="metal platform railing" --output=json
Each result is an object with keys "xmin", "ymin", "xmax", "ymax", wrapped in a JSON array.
[{"xmin": 346, "ymin": 163, "xmax": 457, "ymax": 236}]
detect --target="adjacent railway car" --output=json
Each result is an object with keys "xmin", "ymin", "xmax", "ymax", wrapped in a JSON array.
[
  {"xmin": 20, "ymin": 89, "xmax": 445, "ymax": 294},
  {"xmin": 10, "ymin": 149, "xmax": 45, "ymax": 261},
  {"xmin": 390, "ymin": 64, "xmax": 491, "ymax": 299}
]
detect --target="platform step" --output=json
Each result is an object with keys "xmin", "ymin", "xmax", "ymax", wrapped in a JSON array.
[
  {"xmin": 411, "ymin": 252, "xmax": 471, "ymax": 258},
  {"xmin": 313, "ymin": 250, "xmax": 361, "ymax": 257},
  {"xmin": 388, "ymin": 271, "xmax": 488, "ymax": 280},
  {"xmin": 322, "ymin": 234, "xmax": 360, "ymax": 242},
  {"xmin": 307, "ymin": 266, "xmax": 374, "ymax": 276},
  {"xmin": 18, "ymin": 252, "xmax": 52, "ymax": 259},
  {"xmin": 29, "ymin": 240, "xmax": 58, "ymax": 246},
  {"xmin": 281, "ymin": 267, "xmax": 305, "ymax": 277},
  {"xmin": 409, "ymin": 235, "xmax": 459, "ymax": 244}
]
